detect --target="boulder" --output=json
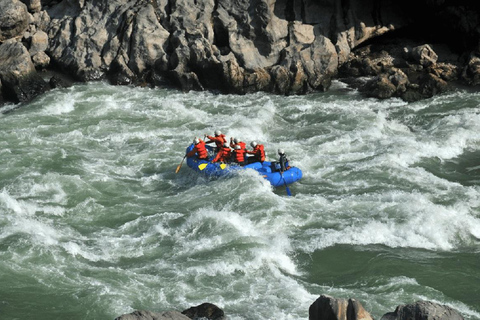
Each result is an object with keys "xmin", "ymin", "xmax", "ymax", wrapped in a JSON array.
[
  {"xmin": 0, "ymin": 0, "xmax": 30, "ymax": 41},
  {"xmin": 32, "ymin": 51, "xmax": 50, "ymax": 68},
  {"xmin": 181, "ymin": 302, "xmax": 226, "ymax": 320},
  {"xmin": 381, "ymin": 301, "xmax": 464, "ymax": 320},
  {"xmin": 0, "ymin": 40, "xmax": 47, "ymax": 103},
  {"xmin": 309, "ymin": 294, "xmax": 374, "ymax": 320},
  {"xmin": 114, "ymin": 310, "xmax": 191, "ymax": 320},
  {"xmin": 29, "ymin": 30, "xmax": 48, "ymax": 55}
]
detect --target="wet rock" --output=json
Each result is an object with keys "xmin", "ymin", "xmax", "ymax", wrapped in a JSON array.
[
  {"xmin": 181, "ymin": 302, "xmax": 226, "ymax": 320},
  {"xmin": 381, "ymin": 300, "xmax": 464, "ymax": 320},
  {"xmin": 114, "ymin": 310, "xmax": 191, "ymax": 320},
  {"xmin": 309, "ymin": 294, "xmax": 374, "ymax": 320},
  {"xmin": 462, "ymin": 51, "xmax": 480, "ymax": 86}
]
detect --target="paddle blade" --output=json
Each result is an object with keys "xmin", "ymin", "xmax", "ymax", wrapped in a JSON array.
[
  {"xmin": 175, "ymin": 164, "xmax": 182, "ymax": 173},
  {"xmin": 175, "ymin": 156, "xmax": 186, "ymax": 174}
]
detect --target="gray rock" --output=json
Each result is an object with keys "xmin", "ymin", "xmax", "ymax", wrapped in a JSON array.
[
  {"xmin": 32, "ymin": 51, "xmax": 50, "ymax": 68},
  {"xmin": 29, "ymin": 30, "xmax": 48, "ymax": 55},
  {"xmin": 0, "ymin": 0, "xmax": 29, "ymax": 41},
  {"xmin": 0, "ymin": 40, "xmax": 47, "ymax": 103},
  {"xmin": 381, "ymin": 300, "xmax": 464, "ymax": 320}
]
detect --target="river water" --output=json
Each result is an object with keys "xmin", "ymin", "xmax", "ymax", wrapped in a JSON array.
[{"xmin": 0, "ymin": 82, "xmax": 479, "ymax": 320}]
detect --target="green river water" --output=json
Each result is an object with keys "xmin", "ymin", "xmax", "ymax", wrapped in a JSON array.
[{"xmin": 0, "ymin": 82, "xmax": 479, "ymax": 319}]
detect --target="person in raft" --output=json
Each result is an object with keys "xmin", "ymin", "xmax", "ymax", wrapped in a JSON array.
[
  {"xmin": 246, "ymin": 141, "xmax": 265, "ymax": 164},
  {"xmin": 278, "ymin": 149, "xmax": 290, "ymax": 171},
  {"xmin": 231, "ymin": 144, "xmax": 247, "ymax": 166},
  {"xmin": 205, "ymin": 130, "xmax": 227, "ymax": 152},
  {"xmin": 212, "ymin": 142, "xmax": 231, "ymax": 163},
  {"xmin": 230, "ymin": 137, "xmax": 246, "ymax": 151},
  {"xmin": 272, "ymin": 148, "xmax": 290, "ymax": 172},
  {"xmin": 187, "ymin": 137, "xmax": 208, "ymax": 160}
]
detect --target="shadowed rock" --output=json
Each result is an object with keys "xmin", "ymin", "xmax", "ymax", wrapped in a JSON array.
[
  {"xmin": 0, "ymin": 40, "xmax": 47, "ymax": 103},
  {"xmin": 115, "ymin": 310, "xmax": 191, "ymax": 320},
  {"xmin": 309, "ymin": 294, "xmax": 374, "ymax": 320},
  {"xmin": 181, "ymin": 302, "xmax": 225, "ymax": 320}
]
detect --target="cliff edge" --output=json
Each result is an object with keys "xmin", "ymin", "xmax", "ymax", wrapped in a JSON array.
[{"xmin": 1, "ymin": 0, "xmax": 480, "ymax": 106}]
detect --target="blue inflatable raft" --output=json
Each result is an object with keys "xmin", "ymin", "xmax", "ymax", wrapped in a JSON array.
[{"xmin": 185, "ymin": 144, "xmax": 302, "ymax": 187}]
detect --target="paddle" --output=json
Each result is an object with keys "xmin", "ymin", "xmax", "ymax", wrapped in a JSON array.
[
  {"xmin": 280, "ymin": 171, "xmax": 292, "ymax": 196},
  {"xmin": 175, "ymin": 155, "xmax": 186, "ymax": 173}
]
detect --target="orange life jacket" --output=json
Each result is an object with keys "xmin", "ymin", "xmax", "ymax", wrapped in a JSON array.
[
  {"xmin": 212, "ymin": 146, "xmax": 231, "ymax": 163},
  {"xmin": 187, "ymin": 140, "xmax": 208, "ymax": 159},
  {"xmin": 233, "ymin": 148, "xmax": 246, "ymax": 163},
  {"xmin": 247, "ymin": 144, "xmax": 265, "ymax": 162}
]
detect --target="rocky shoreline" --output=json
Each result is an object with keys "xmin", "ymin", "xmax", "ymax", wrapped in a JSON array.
[
  {"xmin": 1, "ymin": 0, "xmax": 480, "ymax": 108},
  {"xmin": 114, "ymin": 295, "xmax": 465, "ymax": 320}
]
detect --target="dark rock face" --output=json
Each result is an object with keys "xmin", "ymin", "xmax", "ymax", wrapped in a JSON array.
[
  {"xmin": 114, "ymin": 310, "xmax": 191, "ymax": 320},
  {"xmin": 2, "ymin": 0, "xmax": 480, "ymax": 106},
  {"xmin": 380, "ymin": 300, "xmax": 464, "ymax": 320},
  {"xmin": 115, "ymin": 303, "xmax": 225, "ymax": 320},
  {"xmin": 181, "ymin": 302, "xmax": 225, "ymax": 320},
  {"xmin": 114, "ymin": 298, "xmax": 466, "ymax": 320}
]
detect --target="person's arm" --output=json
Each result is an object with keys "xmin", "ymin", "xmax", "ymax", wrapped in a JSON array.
[{"xmin": 186, "ymin": 147, "xmax": 197, "ymax": 157}]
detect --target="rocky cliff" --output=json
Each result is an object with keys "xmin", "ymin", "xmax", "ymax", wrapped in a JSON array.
[{"xmin": 1, "ymin": 0, "xmax": 480, "ymax": 106}]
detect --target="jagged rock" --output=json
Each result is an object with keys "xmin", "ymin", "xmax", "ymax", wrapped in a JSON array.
[
  {"xmin": 410, "ymin": 45, "xmax": 438, "ymax": 67},
  {"xmin": 32, "ymin": 10, "xmax": 50, "ymax": 30},
  {"xmin": 0, "ymin": 0, "xmax": 30, "ymax": 41},
  {"xmin": 1, "ymin": 0, "xmax": 480, "ymax": 106},
  {"xmin": 462, "ymin": 51, "xmax": 480, "ymax": 86},
  {"xmin": 47, "ymin": 0, "xmax": 169, "ymax": 82},
  {"xmin": 381, "ymin": 301, "xmax": 464, "ymax": 320},
  {"xmin": 114, "ymin": 310, "xmax": 191, "ymax": 320},
  {"xmin": 48, "ymin": 74, "xmax": 70, "ymax": 88},
  {"xmin": 0, "ymin": 40, "xmax": 47, "ymax": 103},
  {"xmin": 181, "ymin": 302, "xmax": 226, "ymax": 320},
  {"xmin": 360, "ymin": 67, "xmax": 409, "ymax": 99},
  {"xmin": 309, "ymin": 294, "xmax": 374, "ymax": 320}
]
